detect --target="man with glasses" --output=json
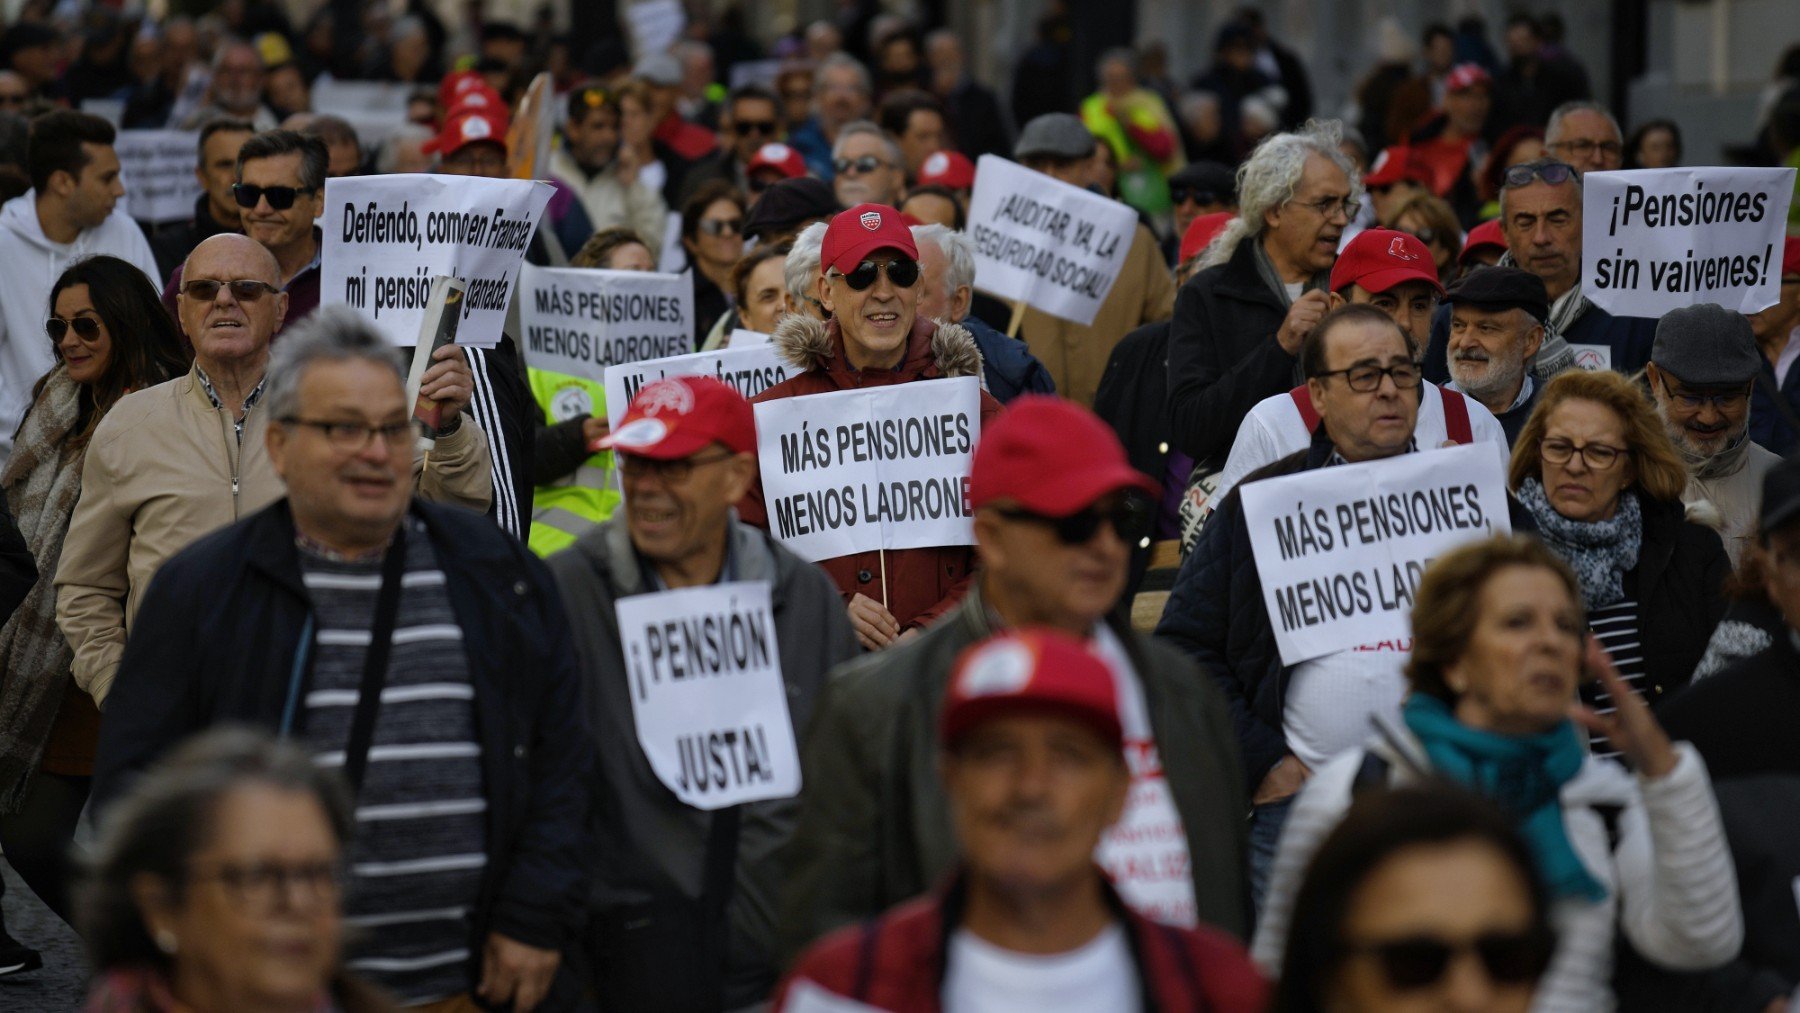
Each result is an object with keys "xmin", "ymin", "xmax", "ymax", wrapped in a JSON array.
[
  {"xmin": 780, "ymin": 397, "xmax": 1252, "ymax": 958},
  {"xmin": 829, "ymin": 120, "xmax": 905, "ymax": 209},
  {"xmin": 57, "ymin": 234, "xmax": 491, "ymax": 709},
  {"xmin": 789, "ymin": 53, "xmax": 874, "ymax": 180},
  {"xmin": 1646, "ymin": 303, "xmax": 1779, "ymax": 566},
  {"xmin": 544, "ymin": 376, "xmax": 855, "ymax": 1009},
  {"xmin": 680, "ymin": 84, "xmax": 784, "ymax": 204},
  {"xmin": 1545, "ymin": 101, "xmax": 1624, "ymax": 174},
  {"xmin": 549, "ymin": 85, "xmax": 669, "ymax": 263},
  {"xmin": 93, "ymin": 306, "xmax": 589, "ymax": 1011}
]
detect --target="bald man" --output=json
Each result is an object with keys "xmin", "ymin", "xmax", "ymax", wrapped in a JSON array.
[{"xmin": 56, "ymin": 235, "xmax": 494, "ymax": 706}]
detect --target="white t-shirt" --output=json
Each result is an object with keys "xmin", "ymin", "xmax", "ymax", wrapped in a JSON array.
[
  {"xmin": 1282, "ymin": 636, "xmax": 1412, "ymax": 771},
  {"xmin": 943, "ymin": 924, "xmax": 1141, "ymax": 1013}
]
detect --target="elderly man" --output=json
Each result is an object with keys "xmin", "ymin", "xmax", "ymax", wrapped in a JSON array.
[
  {"xmin": 778, "ymin": 629, "xmax": 1266, "ymax": 1012},
  {"xmin": 1444, "ymin": 266, "xmax": 1554, "ymax": 443},
  {"xmin": 829, "ymin": 120, "xmax": 905, "ymax": 209},
  {"xmin": 1647, "ymin": 303, "xmax": 1781, "ymax": 567},
  {"xmin": 56, "ymin": 234, "xmax": 491, "ymax": 707},
  {"xmin": 1546, "ymin": 100, "xmax": 1624, "ymax": 174},
  {"xmin": 781, "ymin": 398, "xmax": 1251, "ymax": 956},
  {"xmin": 781, "ymin": 220, "xmax": 829, "ymax": 321},
  {"xmin": 743, "ymin": 204, "xmax": 1000, "ymax": 648},
  {"xmin": 1749, "ymin": 238, "xmax": 1800, "ymax": 454},
  {"xmin": 551, "ymin": 84, "xmax": 668, "ymax": 262},
  {"xmin": 1167, "ymin": 121, "xmax": 1360, "ymax": 470},
  {"xmin": 1160, "ymin": 304, "xmax": 1532, "ymax": 906},
  {"xmin": 912, "ymin": 222, "xmax": 1054, "ymax": 403},
  {"xmin": 180, "ymin": 41, "xmax": 277, "ymax": 130},
  {"xmin": 789, "ymin": 53, "xmax": 873, "ymax": 179},
  {"xmin": 92, "ymin": 307, "xmax": 589, "ymax": 1010},
  {"xmin": 877, "ymin": 89, "xmax": 947, "ymax": 181},
  {"xmin": 150, "ymin": 117, "xmax": 252, "ymax": 279},
  {"xmin": 545, "ymin": 376, "xmax": 855, "ymax": 1010}
]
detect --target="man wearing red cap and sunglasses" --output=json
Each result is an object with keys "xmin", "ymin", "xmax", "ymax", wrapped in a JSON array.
[{"xmin": 742, "ymin": 202, "xmax": 1001, "ymax": 650}]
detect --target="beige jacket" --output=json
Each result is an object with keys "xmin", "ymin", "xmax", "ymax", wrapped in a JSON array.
[
  {"xmin": 1021, "ymin": 222, "xmax": 1176, "ymax": 407},
  {"xmin": 55, "ymin": 364, "xmax": 494, "ymax": 705}
]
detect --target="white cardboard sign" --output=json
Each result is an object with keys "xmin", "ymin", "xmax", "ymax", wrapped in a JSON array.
[
  {"xmin": 964, "ymin": 154, "xmax": 1140, "ymax": 326},
  {"xmin": 518, "ymin": 264, "xmax": 693, "ymax": 380},
  {"xmin": 754, "ymin": 376, "xmax": 981, "ymax": 563},
  {"xmin": 603, "ymin": 343, "xmax": 790, "ymax": 427},
  {"xmin": 115, "ymin": 130, "xmax": 202, "ymax": 223},
  {"xmin": 727, "ymin": 327, "xmax": 772, "ymax": 347},
  {"xmin": 1239, "ymin": 443, "xmax": 1511, "ymax": 665},
  {"xmin": 322, "ymin": 173, "xmax": 552, "ymax": 348},
  {"xmin": 615, "ymin": 581, "xmax": 799, "ymax": 810},
  {"xmin": 1582, "ymin": 166, "xmax": 1796, "ymax": 317}
]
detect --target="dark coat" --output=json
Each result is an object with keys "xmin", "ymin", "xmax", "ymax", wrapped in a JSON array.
[
  {"xmin": 149, "ymin": 195, "xmax": 239, "ymax": 282},
  {"xmin": 1093, "ymin": 318, "xmax": 1175, "ymax": 590},
  {"xmin": 959, "ymin": 315, "xmax": 1056, "ymax": 404},
  {"xmin": 92, "ymin": 499, "xmax": 593, "ymax": 960},
  {"xmin": 472, "ymin": 334, "xmax": 537, "ymax": 541},
  {"xmin": 1660, "ymin": 629, "xmax": 1800, "ymax": 780},
  {"xmin": 0, "ymin": 494, "xmax": 32, "ymax": 624},
  {"xmin": 1619, "ymin": 493, "xmax": 1730, "ymax": 703},
  {"xmin": 1750, "ymin": 359, "xmax": 1800, "ymax": 456}
]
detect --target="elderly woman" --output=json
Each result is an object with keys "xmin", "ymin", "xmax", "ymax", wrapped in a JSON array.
[
  {"xmin": 700, "ymin": 243, "xmax": 791, "ymax": 350},
  {"xmin": 1508, "ymin": 369, "xmax": 1729, "ymax": 738},
  {"xmin": 1255, "ymin": 535, "xmax": 1742, "ymax": 1011},
  {"xmin": 80, "ymin": 728, "xmax": 394, "ymax": 1012}
]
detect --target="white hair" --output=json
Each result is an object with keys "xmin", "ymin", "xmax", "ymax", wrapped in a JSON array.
[
  {"xmin": 264, "ymin": 306, "xmax": 406, "ymax": 422},
  {"xmin": 1200, "ymin": 119, "xmax": 1364, "ymax": 270},
  {"xmin": 832, "ymin": 119, "xmax": 902, "ymax": 165},
  {"xmin": 785, "ymin": 221, "xmax": 829, "ymax": 308},
  {"xmin": 911, "ymin": 223, "xmax": 975, "ymax": 314},
  {"xmin": 1545, "ymin": 101, "xmax": 1621, "ymax": 146},
  {"xmin": 814, "ymin": 52, "xmax": 871, "ymax": 97}
]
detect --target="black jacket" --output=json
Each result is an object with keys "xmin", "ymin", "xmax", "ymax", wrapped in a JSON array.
[
  {"xmin": 1660, "ymin": 630, "xmax": 1800, "ymax": 780},
  {"xmin": 470, "ymin": 334, "xmax": 537, "ymax": 540},
  {"xmin": 0, "ymin": 495, "xmax": 32, "ymax": 625},
  {"xmin": 1166, "ymin": 238, "xmax": 1298, "ymax": 469},
  {"xmin": 1613, "ymin": 494, "xmax": 1730, "ymax": 704},
  {"xmin": 150, "ymin": 195, "xmax": 239, "ymax": 282},
  {"xmin": 93, "ymin": 499, "xmax": 593, "ymax": 959},
  {"xmin": 1094, "ymin": 318, "xmax": 1175, "ymax": 592}
]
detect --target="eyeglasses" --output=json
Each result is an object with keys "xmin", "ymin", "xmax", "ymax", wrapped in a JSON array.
[
  {"xmin": 699, "ymin": 218, "xmax": 744, "ymax": 237},
  {"xmin": 993, "ymin": 499, "xmax": 1142, "ymax": 545},
  {"xmin": 1657, "ymin": 375, "xmax": 1749, "ymax": 412},
  {"xmin": 1539, "ymin": 437, "xmax": 1629, "ymax": 470},
  {"xmin": 1346, "ymin": 929, "xmax": 1554, "ymax": 991},
  {"xmin": 833, "ymin": 154, "xmax": 892, "ymax": 176},
  {"xmin": 180, "ymin": 278, "xmax": 281, "ymax": 302},
  {"xmin": 46, "ymin": 316, "xmax": 102, "ymax": 341},
  {"xmin": 834, "ymin": 258, "xmax": 921, "ymax": 291},
  {"xmin": 733, "ymin": 120, "xmax": 779, "ymax": 137},
  {"xmin": 1287, "ymin": 195, "xmax": 1361, "ymax": 222},
  {"xmin": 280, "ymin": 417, "xmax": 416, "ymax": 452},
  {"xmin": 1548, "ymin": 138, "xmax": 1623, "ymax": 160},
  {"xmin": 619, "ymin": 449, "xmax": 736, "ymax": 484},
  {"xmin": 1312, "ymin": 361, "xmax": 1423, "ymax": 393},
  {"xmin": 1169, "ymin": 187, "xmax": 1224, "ymax": 206},
  {"xmin": 189, "ymin": 860, "xmax": 342, "ymax": 914},
  {"xmin": 231, "ymin": 183, "xmax": 319, "ymax": 210},
  {"xmin": 1502, "ymin": 161, "xmax": 1579, "ymax": 189}
]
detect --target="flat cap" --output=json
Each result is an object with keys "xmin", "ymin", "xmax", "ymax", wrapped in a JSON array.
[
  {"xmin": 1168, "ymin": 160, "xmax": 1237, "ymax": 200},
  {"xmin": 743, "ymin": 177, "xmax": 841, "ymax": 239},
  {"xmin": 1443, "ymin": 266, "xmax": 1549, "ymax": 323},
  {"xmin": 1015, "ymin": 113, "xmax": 1096, "ymax": 161},
  {"xmin": 1651, "ymin": 303, "xmax": 1761, "ymax": 387}
]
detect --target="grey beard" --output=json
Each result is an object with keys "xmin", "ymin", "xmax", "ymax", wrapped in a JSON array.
[
  {"xmin": 1450, "ymin": 353, "xmax": 1526, "ymax": 409},
  {"xmin": 1668, "ymin": 420, "xmax": 1752, "ymax": 480}
]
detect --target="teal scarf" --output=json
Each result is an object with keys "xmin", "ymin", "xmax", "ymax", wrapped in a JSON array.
[{"xmin": 1403, "ymin": 695, "xmax": 1607, "ymax": 902}]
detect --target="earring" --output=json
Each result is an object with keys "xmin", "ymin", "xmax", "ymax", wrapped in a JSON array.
[{"xmin": 154, "ymin": 929, "xmax": 177, "ymax": 955}]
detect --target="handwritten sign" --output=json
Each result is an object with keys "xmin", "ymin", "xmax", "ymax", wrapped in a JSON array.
[{"xmin": 115, "ymin": 130, "xmax": 201, "ymax": 223}]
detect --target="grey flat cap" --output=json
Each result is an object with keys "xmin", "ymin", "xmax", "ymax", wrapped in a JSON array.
[
  {"xmin": 1015, "ymin": 113, "xmax": 1097, "ymax": 160},
  {"xmin": 634, "ymin": 52, "xmax": 682, "ymax": 87},
  {"xmin": 1650, "ymin": 303, "xmax": 1762, "ymax": 387}
]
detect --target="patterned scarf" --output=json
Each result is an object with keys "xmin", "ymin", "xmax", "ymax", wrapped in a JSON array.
[{"xmin": 1515, "ymin": 478, "xmax": 1643, "ymax": 608}]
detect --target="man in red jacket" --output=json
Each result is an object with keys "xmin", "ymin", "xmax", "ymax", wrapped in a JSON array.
[
  {"xmin": 773, "ymin": 629, "xmax": 1267, "ymax": 1012},
  {"xmin": 741, "ymin": 202, "xmax": 1001, "ymax": 649}
]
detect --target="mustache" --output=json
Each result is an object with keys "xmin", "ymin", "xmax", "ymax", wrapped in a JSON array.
[{"xmin": 1452, "ymin": 349, "xmax": 1490, "ymax": 362}]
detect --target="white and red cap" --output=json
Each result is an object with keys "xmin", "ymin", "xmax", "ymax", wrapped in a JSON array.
[
  {"xmin": 1444, "ymin": 63, "xmax": 1492, "ymax": 93},
  {"xmin": 596, "ymin": 376, "xmax": 756, "ymax": 459},
  {"xmin": 424, "ymin": 106, "xmax": 509, "ymax": 156},
  {"xmin": 747, "ymin": 142, "xmax": 807, "ymax": 180},
  {"xmin": 820, "ymin": 202, "xmax": 918, "ymax": 275},
  {"xmin": 916, "ymin": 149, "xmax": 976, "ymax": 190}
]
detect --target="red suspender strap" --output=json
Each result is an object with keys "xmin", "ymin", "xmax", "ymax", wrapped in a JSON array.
[
  {"xmin": 1439, "ymin": 385, "xmax": 1473, "ymax": 444},
  {"xmin": 1288, "ymin": 385, "xmax": 1321, "ymax": 432}
]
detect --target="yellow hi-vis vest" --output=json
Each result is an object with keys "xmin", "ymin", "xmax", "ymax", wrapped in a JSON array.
[{"xmin": 527, "ymin": 366, "xmax": 621, "ymax": 557}]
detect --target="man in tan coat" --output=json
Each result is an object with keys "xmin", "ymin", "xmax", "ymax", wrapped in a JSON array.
[{"xmin": 56, "ymin": 234, "xmax": 493, "ymax": 706}]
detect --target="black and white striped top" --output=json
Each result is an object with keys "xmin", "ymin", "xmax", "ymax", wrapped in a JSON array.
[
  {"xmin": 298, "ymin": 520, "xmax": 486, "ymax": 1004},
  {"xmin": 1584, "ymin": 600, "xmax": 1647, "ymax": 760}
]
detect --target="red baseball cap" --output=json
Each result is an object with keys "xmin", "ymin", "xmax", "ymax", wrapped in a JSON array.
[
  {"xmin": 1179, "ymin": 211, "xmax": 1235, "ymax": 264},
  {"xmin": 747, "ymin": 142, "xmax": 807, "ymax": 180},
  {"xmin": 1781, "ymin": 236, "xmax": 1800, "ymax": 280},
  {"xmin": 438, "ymin": 70, "xmax": 486, "ymax": 108},
  {"xmin": 916, "ymin": 149, "xmax": 976, "ymax": 190},
  {"xmin": 1444, "ymin": 63, "xmax": 1491, "ymax": 93},
  {"xmin": 820, "ymin": 203, "xmax": 917, "ymax": 275},
  {"xmin": 1330, "ymin": 228, "xmax": 1445, "ymax": 296},
  {"xmin": 970, "ymin": 395, "xmax": 1156, "ymax": 516},
  {"xmin": 1458, "ymin": 218, "xmax": 1507, "ymax": 266},
  {"xmin": 940, "ymin": 629, "xmax": 1123, "ymax": 750},
  {"xmin": 1363, "ymin": 146, "xmax": 1427, "ymax": 188},
  {"xmin": 596, "ymin": 376, "xmax": 755, "ymax": 458},
  {"xmin": 424, "ymin": 106, "xmax": 509, "ymax": 156}
]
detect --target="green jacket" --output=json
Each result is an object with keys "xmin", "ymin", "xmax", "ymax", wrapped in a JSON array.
[{"xmin": 776, "ymin": 586, "xmax": 1251, "ymax": 962}]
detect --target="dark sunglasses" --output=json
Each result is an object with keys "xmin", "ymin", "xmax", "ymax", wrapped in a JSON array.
[
  {"xmin": 833, "ymin": 154, "xmax": 891, "ymax": 176},
  {"xmin": 1502, "ymin": 161, "xmax": 1579, "ymax": 190},
  {"xmin": 180, "ymin": 279, "xmax": 281, "ymax": 302},
  {"xmin": 1348, "ymin": 929, "xmax": 1554, "ymax": 991},
  {"xmin": 46, "ymin": 316, "xmax": 102, "ymax": 341},
  {"xmin": 994, "ymin": 499, "xmax": 1142, "ymax": 545},
  {"xmin": 232, "ymin": 183, "xmax": 318, "ymax": 210},
  {"xmin": 699, "ymin": 218, "xmax": 744, "ymax": 237},
  {"xmin": 838, "ymin": 258, "xmax": 920, "ymax": 291},
  {"xmin": 1169, "ymin": 187, "xmax": 1224, "ymax": 205},
  {"xmin": 733, "ymin": 120, "xmax": 779, "ymax": 136}
]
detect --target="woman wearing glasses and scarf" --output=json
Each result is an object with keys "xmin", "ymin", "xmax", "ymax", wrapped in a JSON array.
[
  {"xmin": 0, "ymin": 256, "xmax": 186, "ymax": 953},
  {"xmin": 1255, "ymin": 535, "xmax": 1741, "ymax": 1012}
]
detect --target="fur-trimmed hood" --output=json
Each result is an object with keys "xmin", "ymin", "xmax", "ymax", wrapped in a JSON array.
[{"xmin": 769, "ymin": 313, "xmax": 983, "ymax": 380}]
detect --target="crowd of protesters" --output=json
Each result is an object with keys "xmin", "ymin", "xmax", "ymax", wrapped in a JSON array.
[{"xmin": 0, "ymin": 1, "xmax": 1798, "ymax": 1011}]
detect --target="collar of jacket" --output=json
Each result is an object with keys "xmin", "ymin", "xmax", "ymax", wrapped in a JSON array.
[
  {"xmin": 594, "ymin": 510, "xmax": 776, "ymax": 596},
  {"xmin": 770, "ymin": 313, "xmax": 982, "ymax": 386},
  {"xmin": 239, "ymin": 497, "xmax": 490, "ymax": 598},
  {"xmin": 1211, "ymin": 234, "xmax": 1290, "ymax": 309}
]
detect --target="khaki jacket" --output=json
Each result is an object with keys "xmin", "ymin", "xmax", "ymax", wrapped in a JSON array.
[
  {"xmin": 55, "ymin": 363, "xmax": 493, "ymax": 705},
  {"xmin": 1022, "ymin": 222, "xmax": 1176, "ymax": 407}
]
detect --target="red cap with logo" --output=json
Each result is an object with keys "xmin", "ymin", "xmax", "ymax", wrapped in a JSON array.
[
  {"xmin": 437, "ymin": 70, "xmax": 487, "ymax": 109},
  {"xmin": 1782, "ymin": 236, "xmax": 1800, "ymax": 279},
  {"xmin": 424, "ymin": 106, "xmax": 509, "ymax": 156},
  {"xmin": 1363, "ymin": 146, "xmax": 1427, "ymax": 188},
  {"xmin": 1330, "ymin": 228, "xmax": 1445, "ymax": 296},
  {"xmin": 1444, "ymin": 63, "xmax": 1492, "ymax": 93},
  {"xmin": 1179, "ymin": 211, "xmax": 1235, "ymax": 264},
  {"xmin": 595, "ymin": 376, "xmax": 756, "ymax": 459},
  {"xmin": 970, "ymin": 395, "xmax": 1156, "ymax": 516},
  {"xmin": 940, "ymin": 629, "xmax": 1123, "ymax": 750},
  {"xmin": 747, "ymin": 142, "xmax": 807, "ymax": 180},
  {"xmin": 1458, "ymin": 218, "xmax": 1507, "ymax": 266},
  {"xmin": 916, "ymin": 149, "xmax": 976, "ymax": 190},
  {"xmin": 820, "ymin": 202, "xmax": 918, "ymax": 275}
]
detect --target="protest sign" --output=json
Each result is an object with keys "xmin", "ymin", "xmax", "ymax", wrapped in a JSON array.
[
  {"xmin": 115, "ymin": 130, "xmax": 201, "ymax": 223},
  {"xmin": 322, "ymin": 173, "xmax": 552, "ymax": 348},
  {"xmin": 518, "ymin": 264, "xmax": 693, "ymax": 381},
  {"xmin": 754, "ymin": 376, "xmax": 981, "ymax": 563},
  {"xmin": 603, "ymin": 343, "xmax": 790, "ymax": 427},
  {"xmin": 1582, "ymin": 166, "xmax": 1796, "ymax": 317},
  {"xmin": 1239, "ymin": 443, "xmax": 1511, "ymax": 666},
  {"xmin": 624, "ymin": 0, "xmax": 685, "ymax": 59},
  {"xmin": 964, "ymin": 154, "xmax": 1140, "ymax": 326},
  {"xmin": 615, "ymin": 581, "xmax": 799, "ymax": 809},
  {"xmin": 1570, "ymin": 343, "xmax": 1612, "ymax": 372},
  {"xmin": 310, "ymin": 79, "xmax": 412, "ymax": 147}
]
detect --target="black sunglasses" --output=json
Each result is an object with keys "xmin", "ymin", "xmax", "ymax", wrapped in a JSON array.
[
  {"xmin": 1348, "ymin": 929, "xmax": 1554, "ymax": 991},
  {"xmin": 833, "ymin": 154, "xmax": 891, "ymax": 176},
  {"xmin": 46, "ymin": 316, "xmax": 102, "ymax": 341},
  {"xmin": 733, "ymin": 120, "xmax": 779, "ymax": 136},
  {"xmin": 1501, "ymin": 161, "xmax": 1579, "ymax": 190},
  {"xmin": 180, "ymin": 279, "xmax": 281, "ymax": 302},
  {"xmin": 699, "ymin": 218, "xmax": 744, "ymax": 237},
  {"xmin": 232, "ymin": 183, "xmax": 319, "ymax": 210},
  {"xmin": 1169, "ymin": 187, "xmax": 1224, "ymax": 205},
  {"xmin": 994, "ymin": 499, "xmax": 1142, "ymax": 545},
  {"xmin": 838, "ymin": 258, "xmax": 920, "ymax": 291}
]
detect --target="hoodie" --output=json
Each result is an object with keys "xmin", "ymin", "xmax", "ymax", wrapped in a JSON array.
[{"xmin": 0, "ymin": 193, "xmax": 160, "ymax": 465}]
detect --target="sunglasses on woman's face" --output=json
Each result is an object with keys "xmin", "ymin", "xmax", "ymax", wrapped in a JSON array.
[
  {"xmin": 46, "ymin": 316, "xmax": 101, "ymax": 341},
  {"xmin": 1348, "ymin": 929, "xmax": 1553, "ymax": 992},
  {"xmin": 699, "ymin": 218, "xmax": 744, "ymax": 237},
  {"xmin": 839, "ymin": 257, "xmax": 920, "ymax": 291},
  {"xmin": 232, "ymin": 183, "xmax": 318, "ymax": 210}
]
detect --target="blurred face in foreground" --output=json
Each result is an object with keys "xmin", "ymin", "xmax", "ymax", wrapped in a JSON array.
[{"xmin": 1444, "ymin": 565, "xmax": 1585, "ymax": 736}]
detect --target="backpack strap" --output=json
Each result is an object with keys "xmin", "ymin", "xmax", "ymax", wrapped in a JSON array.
[
  {"xmin": 1289, "ymin": 385, "xmax": 1321, "ymax": 432},
  {"xmin": 1351, "ymin": 750, "xmax": 1391, "ymax": 794},
  {"xmin": 1440, "ymin": 386, "xmax": 1473, "ymax": 444}
]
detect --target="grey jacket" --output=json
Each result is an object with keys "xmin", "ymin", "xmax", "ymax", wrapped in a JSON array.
[
  {"xmin": 777, "ymin": 586, "xmax": 1252, "ymax": 962},
  {"xmin": 545, "ymin": 516, "xmax": 855, "ymax": 1009}
]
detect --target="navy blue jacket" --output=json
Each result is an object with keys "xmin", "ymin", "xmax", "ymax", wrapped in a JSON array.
[
  {"xmin": 93, "ymin": 499, "xmax": 593, "ymax": 958},
  {"xmin": 1423, "ymin": 301, "xmax": 1658, "ymax": 384},
  {"xmin": 962, "ymin": 315, "xmax": 1057, "ymax": 404},
  {"xmin": 1751, "ymin": 360, "xmax": 1800, "ymax": 456}
]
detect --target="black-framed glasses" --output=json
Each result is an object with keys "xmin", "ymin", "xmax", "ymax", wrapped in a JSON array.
[
  {"xmin": 993, "ymin": 499, "xmax": 1143, "ymax": 545},
  {"xmin": 189, "ymin": 860, "xmax": 342, "ymax": 914},
  {"xmin": 1548, "ymin": 138, "xmax": 1623, "ymax": 160},
  {"xmin": 618, "ymin": 449, "xmax": 736, "ymax": 484},
  {"xmin": 46, "ymin": 316, "xmax": 102, "ymax": 341},
  {"xmin": 1502, "ymin": 161, "xmax": 1579, "ymax": 189},
  {"xmin": 1346, "ymin": 928, "xmax": 1554, "ymax": 991},
  {"xmin": 1539, "ymin": 437, "xmax": 1629, "ymax": 470},
  {"xmin": 1287, "ymin": 194, "xmax": 1361, "ymax": 221},
  {"xmin": 833, "ymin": 154, "xmax": 891, "ymax": 176},
  {"xmin": 232, "ymin": 183, "xmax": 318, "ymax": 210},
  {"xmin": 180, "ymin": 278, "xmax": 281, "ymax": 302},
  {"xmin": 1657, "ymin": 375, "xmax": 1749, "ymax": 413},
  {"xmin": 733, "ymin": 120, "xmax": 779, "ymax": 137},
  {"xmin": 280, "ymin": 417, "xmax": 416, "ymax": 452},
  {"xmin": 699, "ymin": 218, "xmax": 744, "ymax": 237},
  {"xmin": 1169, "ymin": 187, "xmax": 1224, "ymax": 205},
  {"xmin": 837, "ymin": 257, "xmax": 920, "ymax": 291},
  {"xmin": 1312, "ymin": 361, "xmax": 1422, "ymax": 392}
]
